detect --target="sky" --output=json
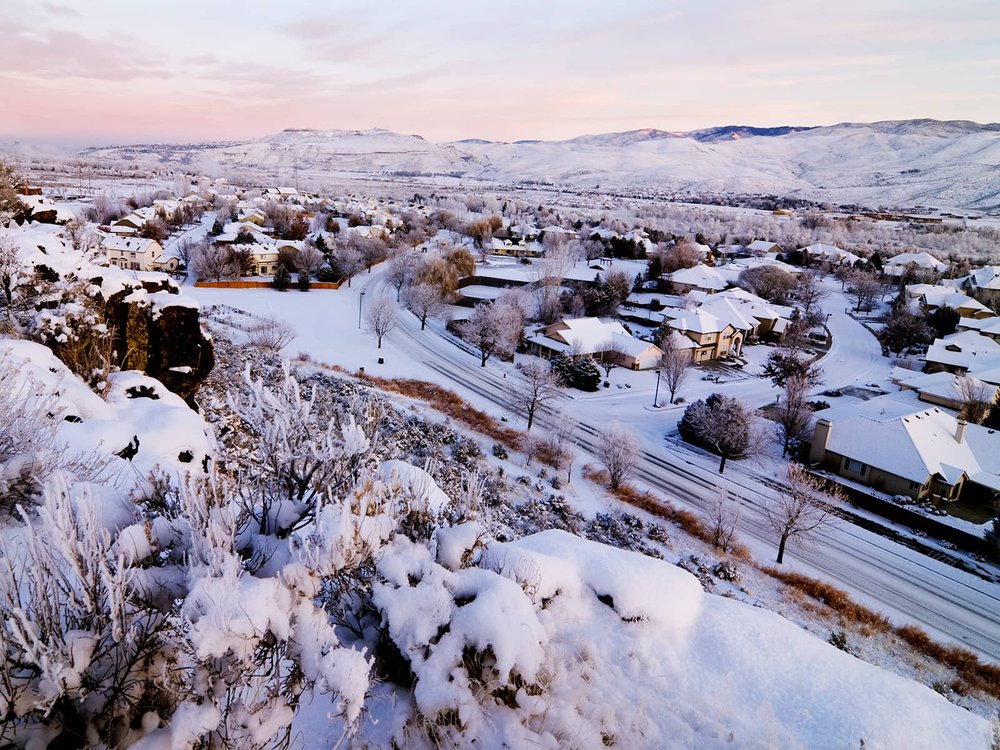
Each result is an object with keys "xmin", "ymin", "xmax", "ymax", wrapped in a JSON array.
[{"xmin": 0, "ymin": 0, "xmax": 998, "ymax": 145}]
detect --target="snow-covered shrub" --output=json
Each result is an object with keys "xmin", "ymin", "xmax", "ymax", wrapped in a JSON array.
[
  {"xmin": 0, "ymin": 478, "xmax": 176, "ymax": 748},
  {"xmin": 227, "ymin": 363, "xmax": 376, "ymax": 568}
]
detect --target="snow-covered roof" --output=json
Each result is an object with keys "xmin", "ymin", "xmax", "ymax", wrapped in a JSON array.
[
  {"xmin": 101, "ymin": 235, "xmax": 160, "ymax": 254},
  {"xmin": 529, "ymin": 317, "xmax": 661, "ymax": 359},
  {"xmin": 924, "ymin": 331, "xmax": 1000, "ymax": 370},
  {"xmin": 910, "ymin": 286, "xmax": 990, "ymax": 314},
  {"xmin": 801, "ymin": 243, "xmax": 862, "ymax": 266},
  {"xmin": 820, "ymin": 394, "xmax": 1000, "ymax": 487},
  {"xmin": 666, "ymin": 264, "xmax": 728, "ymax": 291},
  {"xmin": 891, "ymin": 367, "xmax": 999, "ymax": 406},
  {"xmin": 696, "ymin": 296, "xmax": 757, "ymax": 332},
  {"xmin": 957, "ymin": 316, "xmax": 1000, "ymax": 336},
  {"xmin": 665, "ymin": 308, "xmax": 731, "ymax": 335},
  {"xmin": 961, "ymin": 265, "xmax": 1000, "ymax": 291},
  {"xmin": 883, "ymin": 251, "xmax": 948, "ymax": 272},
  {"xmin": 746, "ymin": 240, "xmax": 780, "ymax": 253}
]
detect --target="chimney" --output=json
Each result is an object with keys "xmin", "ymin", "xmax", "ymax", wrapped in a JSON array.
[
  {"xmin": 809, "ymin": 418, "xmax": 832, "ymax": 464},
  {"xmin": 956, "ymin": 419, "xmax": 967, "ymax": 443}
]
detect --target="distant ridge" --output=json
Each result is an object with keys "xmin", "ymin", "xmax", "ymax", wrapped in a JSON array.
[{"xmin": 71, "ymin": 119, "xmax": 1000, "ymax": 211}]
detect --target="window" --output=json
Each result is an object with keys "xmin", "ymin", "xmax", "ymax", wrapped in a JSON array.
[{"xmin": 843, "ymin": 457, "xmax": 867, "ymax": 475}]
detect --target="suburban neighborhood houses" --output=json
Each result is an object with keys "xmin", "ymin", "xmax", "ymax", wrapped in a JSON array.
[{"xmin": 61, "ymin": 172, "xmax": 1000, "ymax": 550}]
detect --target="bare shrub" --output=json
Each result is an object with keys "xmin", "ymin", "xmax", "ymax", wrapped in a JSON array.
[
  {"xmin": 596, "ymin": 423, "xmax": 640, "ymax": 489},
  {"xmin": 246, "ymin": 316, "xmax": 297, "ymax": 354}
]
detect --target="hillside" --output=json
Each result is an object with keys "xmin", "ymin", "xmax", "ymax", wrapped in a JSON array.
[{"xmin": 76, "ymin": 119, "xmax": 1000, "ymax": 211}]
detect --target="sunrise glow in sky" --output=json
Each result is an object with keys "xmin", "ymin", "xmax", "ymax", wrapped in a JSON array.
[{"xmin": 1, "ymin": 0, "xmax": 997, "ymax": 145}]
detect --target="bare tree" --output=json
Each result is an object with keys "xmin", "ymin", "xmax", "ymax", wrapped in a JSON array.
[
  {"xmin": 956, "ymin": 375, "xmax": 994, "ymax": 424},
  {"xmin": 659, "ymin": 331, "xmax": 692, "ymax": 404},
  {"xmin": 659, "ymin": 240, "xmax": 702, "ymax": 273},
  {"xmin": 189, "ymin": 243, "xmax": 240, "ymax": 281},
  {"xmin": 459, "ymin": 298, "xmax": 524, "ymax": 367},
  {"xmin": 737, "ymin": 266, "xmax": 797, "ymax": 304},
  {"xmin": 774, "ymin": 374, "xmax": 814, "ymax": 457},
  {"xmin": 401, "ymin": 282, "xmax": 446, "ymax": 330},
  {"xmin": 598, "ymin": 338, "xmax": 626, "ymax": 380},
  {"xmin": 0, "ymin": 236, "xmax": 22, "ymax": 334},
  {"xmin": 336, "ymin": 242, "xmax": 365, "ymax": 287},
  {"xmin": 795, "ymin": 271, "xmax": 828, "ymax": 326},
  {"xmin": 173, "ymin": 238, "xmax": 203, "ymax": 269},
  {"xmin": 549, "ymin": 416, "xmax": 577, "ymax": 483},
  {"xmin": 710, "ymin": 489, "xmax": 741, "ymax": 553},
  {"xmin": 511, "ymin": 358, "xmax": 563, "ymax": 430},
  {"xmin": 535, "ymin": 243, "xmax": 573, "ymax": 324},
  {"xmin": 596, "ymin": 422, "xmax": 640, "ymax": 489},
  {"xmin": 846, "ymin": 270, "xmax": 883, "ymax": 313},
  {"xmin": 294, "ymin": 244, "xmax": 325, "ymax": 278},
  {"xmin": 386, "ymin": 250, "xmax": 419, "ymax": 301},
  {"xmin": 246, "ymin": 316, "xmax": 297, "ymax": 354},
  {"xmin": 765, "ymin": 463, "xmax": 838, "ymax": 564},
  {"xmin": 364, "ymin": 292, "xmax": 398, "ymax": 349}
]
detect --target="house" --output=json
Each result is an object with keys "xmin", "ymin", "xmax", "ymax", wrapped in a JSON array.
[
  {"xmin": 746, "ymin": 240, "xmax": 781, "ymax": 255},
  {"xmin": 923, "ymin": 331, "xmax": 1000, "ymax": 374},
  {"xmin": 882, "ymin": 252, "xmax": 948, "ymax": 278},
  {"xmin": 800, "ymin": 243, "xmax": 862, "ymax": 267},
  {"xmin": 227, "ymin": 243, "xmax": 281, "ymax": 276},
  {"xmin": 663, "ymin": 309, "xmax": 743, "ymax": 362},
  {"xmin": 905, "ymin": 284, "xmax": 992, "ymax": 318},
  {"xmin": 693, "ymin": 288, "xmax": 793, "ymax": 340},
  {"xmin": 890, "ymin": 367, "xmax": 999, "ymax": 412},
  {"xmin": 957, "ymin": 316, "xmax": 1000, "ymax": 342},
  {"xmin": 102, "ymin": 236, "xmax": 165, "ymax": 271},
  {"xmin": 526, "ymin": 318, "xmax": 663, "ymax": 370},
  {"xmin": 108, "ymin": 213, "xmax": 146, "ymax": 236},
  {"xmin": 664, "ymin": 264, "xmax": 729, "ymax": 294},
  {"xmin": 808, "ymin": 394, "xmax": 1000, "ymax": 506},
  {"xmin": 238, "ymin": 208, "xmax": 267, "ymax": 226},
  {"xmin": 958, "ymin": 266, "xmax": 1000, "ymax": 307}
]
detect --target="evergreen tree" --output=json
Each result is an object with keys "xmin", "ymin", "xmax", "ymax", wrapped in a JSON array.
[{"xmin": 272, "ymin": 264, "xmax": 291, "ymax": 291}]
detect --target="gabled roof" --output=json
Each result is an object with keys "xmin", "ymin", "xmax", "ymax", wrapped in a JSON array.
[
  {"xmin": 915, "ymin": 288, "xmax": 990, "ymax": 314},
  {"xmin": 961, "ymin": 266, "xmax": 1000, "ymax": 291},
  {"xmin": 697, "ymin": 296, "xmax": 757, "ymax": 332},
  {"xmin": 800, "ymin": 243, "xmax": 862, "ymax": 266},
  {"xmin": 958, "ymin": 316, "xmax": 1000, "ymax": 336},
  {"xmin": 746, "ymin": 240, "xmax": 780, "ymax": 253}
]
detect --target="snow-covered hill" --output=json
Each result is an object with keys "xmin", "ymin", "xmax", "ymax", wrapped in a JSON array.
[{"xmin": 77, "ymin": 119, "xmax": 1000, "ymax": 211}]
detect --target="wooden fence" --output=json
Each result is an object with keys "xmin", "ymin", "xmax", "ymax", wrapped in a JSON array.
[{"xmin": 195, "ymin": 280, "xmax": 343, "ymax": 290}]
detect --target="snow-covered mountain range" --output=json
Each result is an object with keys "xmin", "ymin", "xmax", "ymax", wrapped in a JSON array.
[{"xmin": 81, "ymin": 119, "xmax": 1000, "ymax": 211}]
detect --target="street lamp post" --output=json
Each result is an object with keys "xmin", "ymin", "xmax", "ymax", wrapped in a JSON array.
[
  {"xmin": 653, "ymin": 369, "xmax": 661, "ymax": 407},
  {"xmin": 358, "ymin": 291, "xmax": 365, "ymax": 329}
]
